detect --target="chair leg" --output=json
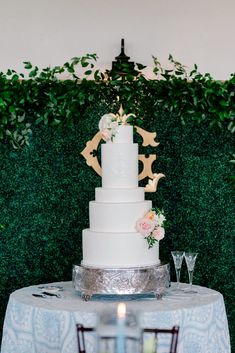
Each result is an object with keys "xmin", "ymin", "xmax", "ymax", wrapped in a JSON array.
[{"xmin": 77, "ymin": 324, "xmax": 86, "ymax": 353}]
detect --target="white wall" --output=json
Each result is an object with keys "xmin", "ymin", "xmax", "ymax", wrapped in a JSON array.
[{"xmin": 0, "ymin": 0, "xmax": 234, "ymax": 79}]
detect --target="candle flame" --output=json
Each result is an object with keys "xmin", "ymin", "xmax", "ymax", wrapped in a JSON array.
[{"xmin": 117, "ymin": 303, "xmax": 126, "ymax": 319}]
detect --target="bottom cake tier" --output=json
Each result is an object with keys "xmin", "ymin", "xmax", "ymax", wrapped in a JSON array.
[
  {"xmin": 72, "ymin": 263, "xmax": 170, "ymax": 300},
  {"xmin": 82, "ymin": 229, "xmax": 160, "ymax": 268}
]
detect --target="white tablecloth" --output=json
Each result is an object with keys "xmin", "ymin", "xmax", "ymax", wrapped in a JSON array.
[{"xmin": 0, "ymin": 281, "xmax": 231, "ymax": 353}]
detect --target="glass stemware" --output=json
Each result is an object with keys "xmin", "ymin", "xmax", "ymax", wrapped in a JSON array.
[
  {"xmin": 184, "ymin": 252, "xmax": 198, "ymax": 293},
  {"xmin": 171, "ymin": 251, "xmax": 185, "ymax": 291}
]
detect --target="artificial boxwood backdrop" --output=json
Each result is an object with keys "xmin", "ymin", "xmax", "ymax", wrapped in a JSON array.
[{"xmin": 0, "ymin": 57, "xmax": 234, "ymax": 350}]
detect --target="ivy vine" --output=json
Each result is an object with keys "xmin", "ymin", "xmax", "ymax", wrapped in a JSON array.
[{"xmin": 0, "ymin": 54, "xmax": 234, "ymax": 183}]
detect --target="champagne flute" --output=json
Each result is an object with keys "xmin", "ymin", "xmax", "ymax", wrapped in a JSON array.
[
  {"xmin": 184, "ymin": 252, "xmax": 198, "ymax": 293},
  {"xmin": 171, "ymin": 251, "xmax": 185, "ymax": 291}
]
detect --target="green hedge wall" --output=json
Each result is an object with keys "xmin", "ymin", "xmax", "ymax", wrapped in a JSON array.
[{"xmin": 0, "ymin": 103, "xmax": 234, "ymax": 349}]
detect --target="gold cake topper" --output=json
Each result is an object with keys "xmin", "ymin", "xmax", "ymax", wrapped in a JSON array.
[{"xmin": 81, "ymin": 112, "xmax": 165, "ymax": 192}]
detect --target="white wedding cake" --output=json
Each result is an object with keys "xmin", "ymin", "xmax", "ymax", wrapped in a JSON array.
[{"xmin": 81, "ymin": 116, "xmax": 165, "ymax": 269}]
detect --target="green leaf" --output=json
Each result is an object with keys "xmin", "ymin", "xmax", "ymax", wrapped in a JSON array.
[
  {"xmin": 29, "ymin": 69, "xmax": 37, "ymax": 78},
  {"xmin": 12, "ymin": 74, "xmax": 19, "ymax": 81},
  {"xmin": 9, "ymin": 106, "xmax": 15, "ymax": 114},
  {"xmin": 0, "ymin": 224, "xmax": 6, "ymax": 230},
  {"xmin": 23, "ymin": 62, "xmax": 32, "ymax": 69},
  {"xmin": 71, "ymin": 57, "xmax": 80, "ymax": 65},
  {"xmin": 1, "ymin": 116, "xmax": 8, "ymax": 124},
  {"xmin": 67, "ymin": 67, "xmax": 75, "ymax": 73},
  {"xmin": 35, "ymin": 117, "xmax": 43, "ymax": 125},
  {"xmin": 78, "ymin": 92, "xmax": 85, "ymax": 105},
  {"xmin": 84, "ymin": 70, "xmax": 92, "ymax": 76},
  {"xmin": 0, "ymin": 97, "xmax": 5, "ymax": 107},
  {"xmin": 136, "ymin": 63, "xmax": 146, "ymax": 70},
  {"xmin": 219, "ymin": 100, "xmax": 229, "ymax": 107},
  {"xmin": 51, "ymin": 119, "xmax": 61, "ymax": 126},
  {"xmin": 81, "ymin": 62, "xmax": 89, "ymax": 68},
  {"xmin": 94, "ymin": 70, "xmax": 100, "ymax": 81},
  {"xmin": 18, "ymin": 115, "xmax": 25, "ymax": 122},
  {"xmin": 44, "ymin": 116, "xmax": 48, "ymax": 125}
]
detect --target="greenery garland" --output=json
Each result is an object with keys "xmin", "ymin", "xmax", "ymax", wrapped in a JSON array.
[{"xmin": 0, "ymin": 54, "xmax": 234, "ymax": 184}]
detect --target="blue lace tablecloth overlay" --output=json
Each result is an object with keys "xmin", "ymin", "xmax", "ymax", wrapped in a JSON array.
[{"xmin": 0, "ymin": 281, "xmax": 231, "ymax": 353}]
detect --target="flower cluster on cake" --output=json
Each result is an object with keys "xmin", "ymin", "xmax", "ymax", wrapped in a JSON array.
[{"xmin": 136, "ymin": 208, "xmax": 166, "ymax": 249}]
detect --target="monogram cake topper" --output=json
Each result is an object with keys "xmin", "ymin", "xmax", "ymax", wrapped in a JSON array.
[{"xmin": 81, "ymin": 121, "xmax": 165, "ymax": 192}]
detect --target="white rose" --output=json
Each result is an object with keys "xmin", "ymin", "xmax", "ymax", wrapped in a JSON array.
[
  {"xmin": 110, "ymin": 121, "xmax": 119, "ymax": 130},
  {"xmin": 110, "ymin": 121, "xmax": 119, "ymax": 136},
  {"xmin": 99, "ymin": 114, "xmax": 116, "ymax": 131},
  {"xmin": 154, "ymin": 213, "xmax": 166, "ymax": 227}
]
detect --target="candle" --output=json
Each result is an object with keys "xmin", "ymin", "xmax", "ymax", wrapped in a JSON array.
[{"xmin": 117, "ymin": 303, "xmax": 126, "ymax": 353}]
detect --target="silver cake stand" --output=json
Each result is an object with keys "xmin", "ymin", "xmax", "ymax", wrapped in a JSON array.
[{"xmin": 72, "ymin": 263, "xmax": 170, "ymax": 301}]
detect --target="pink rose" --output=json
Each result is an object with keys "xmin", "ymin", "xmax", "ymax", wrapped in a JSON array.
[
  {"xmin": 136, "ymin": 218, "xmax": 155, "ymax": 237},
  {"xmin": 152, "ymin": 226, "xmax": 165, "ymax": 241}
]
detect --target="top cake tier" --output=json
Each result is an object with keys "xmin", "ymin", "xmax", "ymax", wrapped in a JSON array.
[
  {"xmin": 101, "ymin": 125, "xmax": 138, "ymax": 189},
  {"xmin": 109, "ymin": 125, "xmax": 133, "ymax": 144}
]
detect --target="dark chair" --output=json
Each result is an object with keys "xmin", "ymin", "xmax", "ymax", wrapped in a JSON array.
[
  {"xmin": 76, "ymin": 324, "xmax": 95, "ymax": 353},
  {"xmin": 77, "ymin": 323, "xmax": 140, "ymax": 353},
  {"xmin": 141, "ymin": 325, "xmax": 179, "ymax": 353}
]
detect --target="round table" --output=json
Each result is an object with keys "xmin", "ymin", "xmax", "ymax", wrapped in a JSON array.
[{"xmin": 0, "ymin": 281, "xmax": 231, "ymax": 353}]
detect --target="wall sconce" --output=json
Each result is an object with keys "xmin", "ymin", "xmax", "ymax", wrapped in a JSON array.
[{"xmin": 109, "ymin": 39, "xmax": 137, "ymax": 78}]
